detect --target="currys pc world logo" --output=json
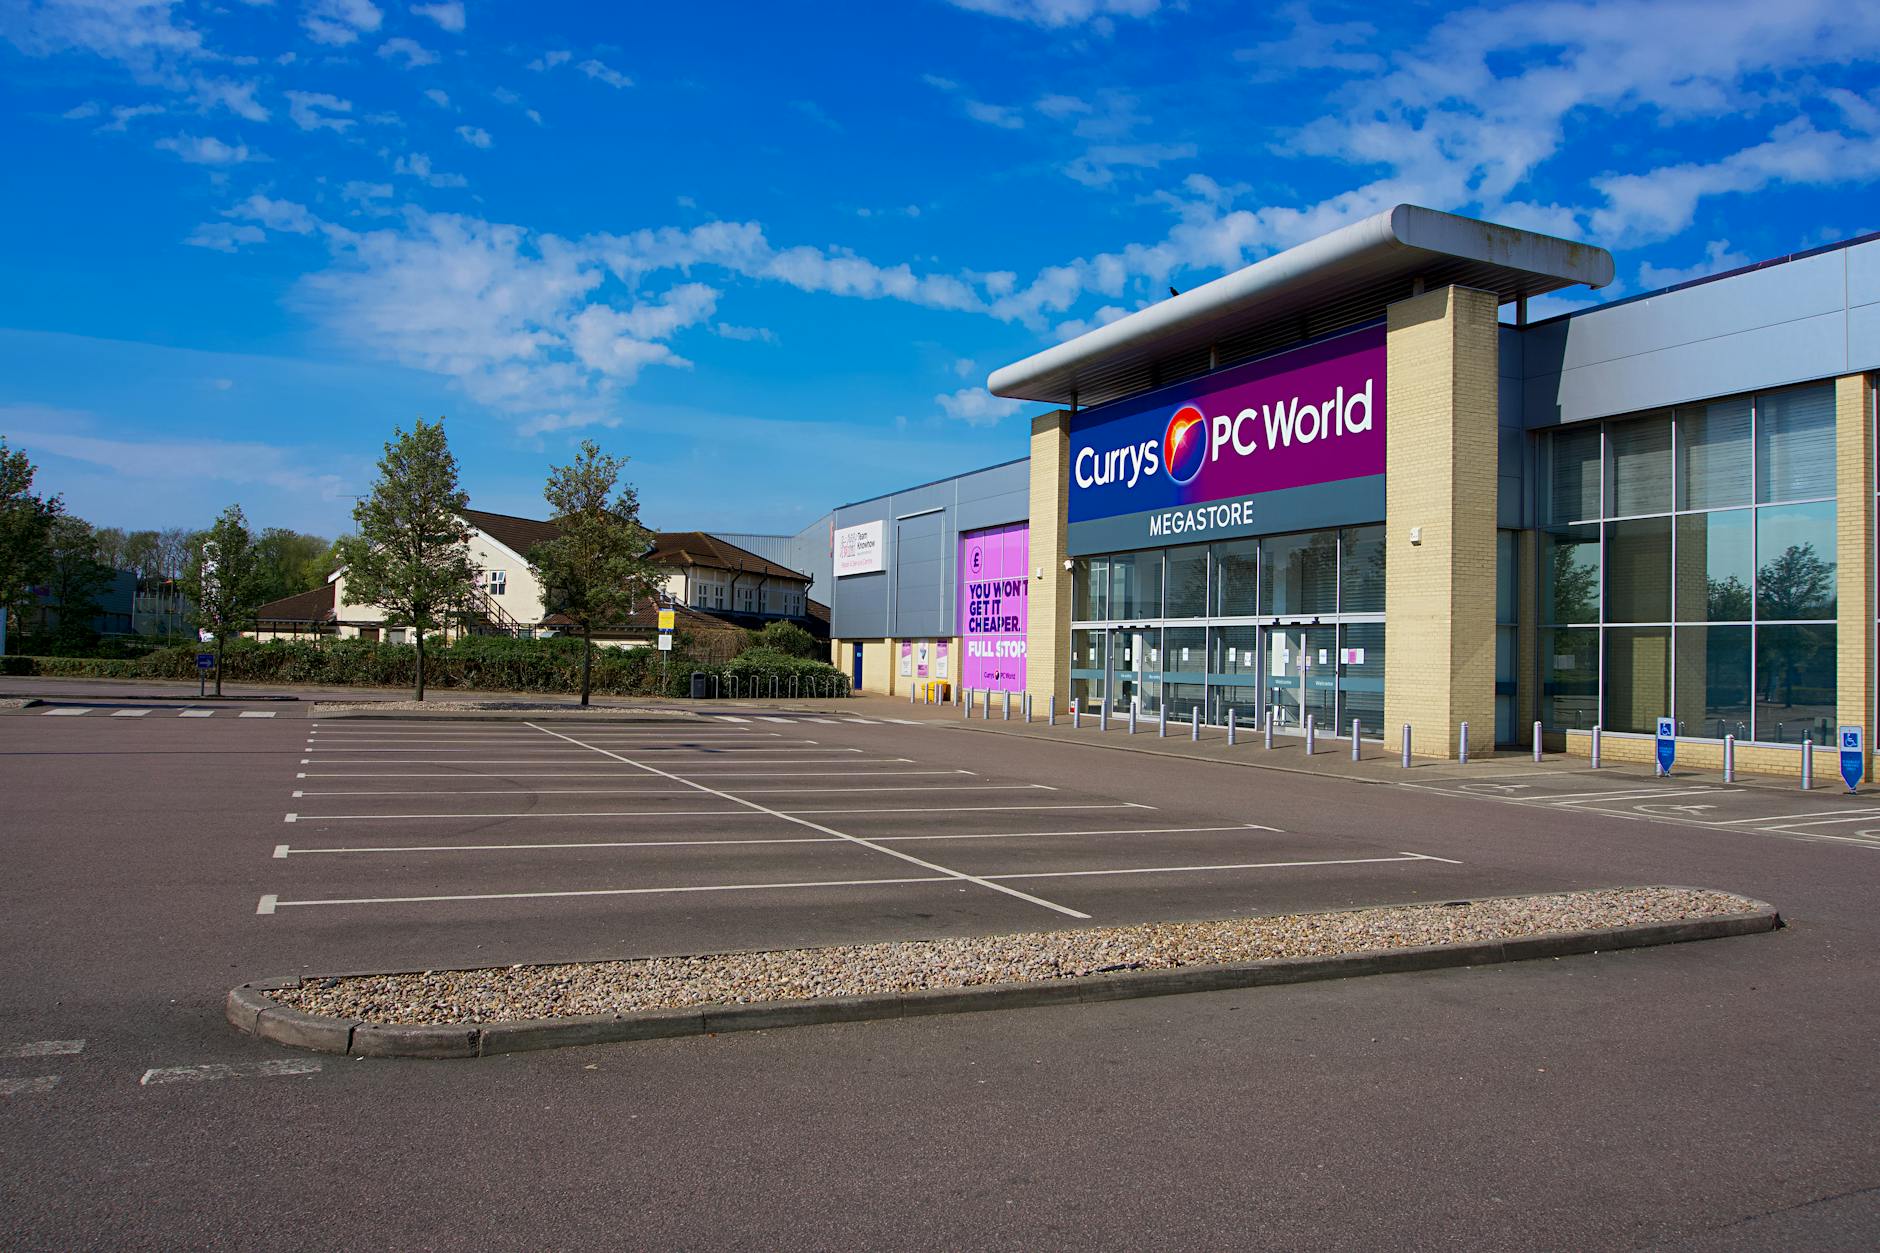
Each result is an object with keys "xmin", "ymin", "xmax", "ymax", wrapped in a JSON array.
[{"xmin": 1067, "ymin": 324, "xmax": 1387, "ymax": 522}]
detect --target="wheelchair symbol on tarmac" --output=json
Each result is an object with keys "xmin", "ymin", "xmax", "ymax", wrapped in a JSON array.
[
  {"xmin": 1459, "ymin": 783, "xmax": 1532, "ymax": 794},
  {"xmin": 1634, "ymin": 803, "xmax": 1717, "ymax": 816}
]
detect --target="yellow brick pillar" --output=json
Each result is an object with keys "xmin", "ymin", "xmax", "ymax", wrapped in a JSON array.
[
  {"xmin": 1383, "ymin": 285, "xmax": 1500, "ymax": 758},
  {"xmin": 1027, "ymin": 410, "xmax": 1074, "ymax": 707},
  {"xmin": 1836, "ymin": 373, "xmax": 1875, "ymax": 777}
]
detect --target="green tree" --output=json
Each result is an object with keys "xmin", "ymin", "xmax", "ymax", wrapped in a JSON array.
[
  {"xmin": 753, "ymin": 618, "xmax": 818, "ymax": 659},
  {"xmin": 333, "ymin": 418, "xmax": 476, "ymax": 701},
  {"xmin": 45, "ymin": 515, "xmax": 115, "ymax": 649},
  {"xmin": 252, "ymin": 528, "xmax": 335, "ymax": 604},
  {"xmin": 1756, "ymin": 542, "xmax": 1836, "ymax": 710},
  {"xmin": 0, "ymin": 437, "xmax": 65, "ymax": 648},
  {"xmin": 183, "ymin": 505, "xmax": 265, "ymax": 696},
  {"xmin": 527, "ymin": 440, "xmax": 660, "ymax": 706}
]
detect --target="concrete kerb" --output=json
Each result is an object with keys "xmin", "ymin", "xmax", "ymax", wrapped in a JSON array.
[{"xmin": 225, "ymin": 893, "xmax": 1780, "ymax": 1059}]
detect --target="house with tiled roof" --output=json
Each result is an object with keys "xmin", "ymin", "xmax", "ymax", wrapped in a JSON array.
[{"xmin": 247, "ymin": 507, "xmax": 822, "ymax": 648}]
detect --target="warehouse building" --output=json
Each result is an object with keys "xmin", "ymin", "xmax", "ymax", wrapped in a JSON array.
[{"xmin": 829, "ymin": 204, "xmax": 1880, "ymax": 774}]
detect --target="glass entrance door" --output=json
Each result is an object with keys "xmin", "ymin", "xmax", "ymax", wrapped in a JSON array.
[
  {"xmin": 1264, "ymin": 628, "xmax": 1304, "ymax": 730},
  {"xmin": 1106, "ymin": 626, "xmax": 1161, "ymax": 717}
]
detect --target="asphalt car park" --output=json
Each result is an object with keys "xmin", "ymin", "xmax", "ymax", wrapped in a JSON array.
[{"xmin": 6, "ymin": 693, "xmax": 1880, "ymax": 1250}]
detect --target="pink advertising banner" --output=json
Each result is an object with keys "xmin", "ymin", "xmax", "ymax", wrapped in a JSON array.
[{"xmin": 958, "ymin": 523, "xmax": 1028, "ymax": 692}]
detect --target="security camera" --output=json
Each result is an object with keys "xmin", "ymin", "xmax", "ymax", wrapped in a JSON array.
[{"xmin": 1062, "ymin": 559, "xmax": 1074, "ymax": 571}]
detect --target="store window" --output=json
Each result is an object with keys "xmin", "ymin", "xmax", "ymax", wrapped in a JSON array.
[
  {"xmin": 1210, "ymin": 539, "xmax": 1256, "ymax": 616},
  {"xmin": 1107, "ymin": 552, "xmax": 1162, "ymax": 619},
  {"xmin": 1163, "ymin": 545, "xmax": 1208, "ymax": 619},
  {"xmin": 1495, "ymin": 531, "xmax": 1517, "ymax": 745},
  {"xmin": 1260, "ymin": 530, "xmax": 1337, "ymax": 615},
  {"xmin": 1537, "ymin": 381, "xmax": 1837, "ymax": 743}
]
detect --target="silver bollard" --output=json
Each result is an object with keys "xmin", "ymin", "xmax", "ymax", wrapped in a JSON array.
[
  {"xmin": 1459, "ymin": 721, "xmax": 1470, "ymax": 765},
  {"xmin": 1099, "ymin": 701, "xmax": 1109, "ymax": 732},
  {"xmin": 1401, "ymin": 723, "xmax": 1412, "ymax": 768},
  {"xmin": 1024, "ymin": 692, "xmax": 1033, "ymax": 723},
  {"xmin": 1264, "ymin": 709, "xmax": 1274, "ymax": 750},
  {"xmin": 1048, "ymin": 695, "xmax": 1056, "ymax": 726},
  {"xmin": 1158, "ymin": 703, "xmax": 1167, "ymax": 738},
  {"xmin": 1351, "ymin": 717, "xmax": 1361, "ymax": 762},
  {"xmin": 1801, "ymin": 736, "xmax": 1813, "ymax": 790},
  {"xmin": 1071, "ymin": 699, "xmax": 1080, "ymax": 729},
  {"xmin": 1591, "ymin": 724, "xmax": 1601, "ymax": 769},
  {"xmin": 1305, "ymin": 714, "xmax": 1315, "ymax": 756},
  {"xmin": 964, "ymin": 689, "xmax": 973, "ymax": 719},
  {"xmin": 1191, "ymin": 707, "xmax": 1200, "ymax": 742},
  {"xmin": 1533, "ymin": 720, "xmax": 1543, "ymax": 763},
  {"xmin": 1227, "ymin": 708, "xmax": 1237, "ymax": 746},
  {"xmin": 1723, "ymin": 734, "xmax": 1736, "ymax": 783},
  {"xmin": 1003, "ymin": 690, "xmax": 1011, "ymax": 721},
  {"xmin": 1129, "ymin": 699, "xmax": 1138, "ymax": 735},
  {"xmin": 983, "ymin": 690, "xmax": 991, "ymax": 720}
]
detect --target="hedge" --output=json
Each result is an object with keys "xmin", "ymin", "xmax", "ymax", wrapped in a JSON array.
[{"xmin": 0, "ymin": 635, "xmax": 851, "ymax": 698}]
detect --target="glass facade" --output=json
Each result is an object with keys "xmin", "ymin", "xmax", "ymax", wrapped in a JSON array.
[
  {"xmin": 1070, "ymin": 525, "xmax": 1385, "ymax": 735},
  {"xmin": 1538, "ymin": 382, "xmax": 1837, "ymax": 743}
]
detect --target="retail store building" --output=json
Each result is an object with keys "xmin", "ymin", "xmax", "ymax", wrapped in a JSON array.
[{"xmin": 830, "ymin": 205, "xmax": 1880, "ymax": 772}]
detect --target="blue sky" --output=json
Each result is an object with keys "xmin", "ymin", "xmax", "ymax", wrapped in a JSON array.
[{"xmin": 2, "ymin": 0, "xmax": 1877, "ymax": 539}]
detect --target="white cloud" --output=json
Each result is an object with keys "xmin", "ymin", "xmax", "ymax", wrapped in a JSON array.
[
  {"xmin": 578, "ymin": 58, "xmax": 631, "ymax": 89},
  {"xmin": 410, "ymin": 1, "xmax": 464, "ymax": 33},
  {"xmin": 1636, "ymin": 240, "xmax": 1754, "ymax": 290},
  {"xmin": 455, "ymin": 124, "xmax": 492, "ymax": 148},
  {"xmin": 377, "ymin": 36, "xmax": 437, "ymax": 68},
  {"xmin": 393, "ymin": 151, "xmax": 468, "ymax": 188},
  {"xmin": 190, "ymin": 77, "xmax": 269, "ymax": 122},
  {"xmin": 1234, "ymin": 3, "xmax": 1384, "ymax": 80},
  {"xmin": 963, "ymin": 99, "xmax": 1023, "ymax": 130},
  {"xmin": 935, "ymin": 387, "xmax": 1024, "ymax": 427},
  {"xmin": 303, "ymin": 0, "xmax": 382, "ymax": 46},
  {"xmin": 99, "ymin": 102, "xmax": 165, "ymax": 131},
  {"xmin": 715, "ymin": 323, "xmax": 777, "ymax": 343},
  {"xmin": 942, "ymin": 0, "xmax": 1161, "ymax": 28},
  {"xmin": 155, "ymin": 133, "xmax": 250, "ymax": 164},
  {"xmin": 527, "ymin": 49, "xmax": 571, "ymax": 71},
  {"xmin": 185, "ymin": 222, "xmax": 266, "ymax": 251},
  {"xmin": 341, "ymin": 180, "xmax": 394, "ymax": 205},
  {"xmin": 209, "ymin": 377, "xmax": 234, "ymax": 390},
  {"xmin": 63, "ymin": 100, "xmax": 102, "ymax": 119},
  {"xmin": 1, "ymin": 0, "xmax": 206, "ymax": 76},
  {"xmin": 285, "ymin": 90, "xmax": 353, "ymax": 132},
  {"xmin": 227, "ymin": 194, "xmax": 319, "ymax": 234},
  {"xmin": 1063, "ymin": 141, "xmax": 1195, "ymax": 188},
  {"xmin": 423, "ymin": 87, "xmax": 450, "ymax": 107},
  {"xmin": 0, "ymin": 414, "xmax": 348, "ymax": 500}
]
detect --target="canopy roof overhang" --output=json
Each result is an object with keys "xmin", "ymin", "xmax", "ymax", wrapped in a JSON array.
[{"xmin": 988, "ymin": 204, "xmax": 1614, "ymax": 410}]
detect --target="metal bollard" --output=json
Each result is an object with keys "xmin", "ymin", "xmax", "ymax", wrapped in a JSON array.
[
  {"xmin": 1264, "ymin": 709, "xmax": 1274, "ymax": 750},
  {"xmin": 1801, "ymin": 736, "xmax": 1813, "ymax": 790},
  {"xmin": 1048, "ymin": 695, "xmax": 1056, "ymax": 727},
  {"xmin": 984, "ymin": 690, "xmax": 991, "ymax": 720},
  {"xmin": 1533, "ymin": 720, "xmax": 1543, "ymax": 763},
  {"xmin": 1305, "ymin": 714, "xmax": 1315, "ymax": 756},
  {"xmin": 1351, "ymin": 717, "xmax": 1361, "ymax": 762},
  {"xmin": 1023, "ymin": 692, "xmax": 1032, "ymax": 723},
  {"xmin": 1401, "ymin": 723, "xmax": 1411, "ymax": 768},
  {"xmin": 909, "ymin": 683, "xmax": 915, "ymax": 703},
  {"xmin": 1129, "ymin": 699, "xmax": 1138, "ymax": 735},
  {"xmin": 1723, "ymin": 734, "xmax": 1736, "ymax": 783},
  {"xmin": 1459, "ymin": 721, "xmax": 1470, "ymax": 765},
  {"xmin": 963, "ymin": 689, "xmax": 972, "ymax": 719},
  {"xmin": 1191, "ymin": 707, "xmax": 1200, "ymax": 742},
  {"xmin": 1227, "ymin": 708, "xmax": 1237, "ymax": 746},
  {"xmin": 1591, "ymin": 724, "xmax": 1601, "ymax": 769},
  {"xmin": 1099, "ymin": 701, "xmax": 1109, "ymax": 732},
  {"xmin": 1071, "ymin": 699, "xmax": 1080, "ymax": 729},
  {"xmin": 1158, "ymin": 703, "xmax": 1167, "ymax": 738},
  {"xmin": 1003, "ymin": 690, "xmax": 1012, "ymax": 721}
]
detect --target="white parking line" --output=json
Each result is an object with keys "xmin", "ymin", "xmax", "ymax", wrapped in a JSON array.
[
  {"xmin": 139, "ymin": 1060, "xmax": 322, "ymax": 1085},
  {"xmin": 274, "ymin": 823, "xmax": 1285, "ymax": 857},
  {"xmin": 989, "ymin": 852, "xmax": 1460, "ymax": 881},
  {"xmin": 300, "ymin": 741, "xmax": 817, "ymax": 751},
  {"xmin": 43, "ymin": 707, "xmax": 89, "ymax": 715},
  {"xmin": 179, "ymin": 709, "xmax": 214, "ymax": 718},
  {"xmin": 0, "ymin": 1077, "xmax": 60, "ymax": 1095},
  {"xmin": 3, "ymin": 1040, "xmax": 84, "ymax": 1057},
  {"xmin": 713, "ymin": 716, "xmax": 753, "ymax": 723},
  {"xmin": 525, "ymin": 721, "xmax": 1092, "ymax": 919},
  {"xmin": 1739, "ymin": 811, "xmax": 1880, "ymax": 829},
  {"xmin": 757, "ymin": 716, "xmax": 794, "ymax": 723},
  {"xmin": 111, "ymin": 708, "xmax": 151, "ymax": 718},
  {"xmin": 282, "ymin": 802, "xmax": 1140, "ymax": 822},
  {"xmin": 292, "ymin": 760, "xmax": 919, "ymax": 776},
  {"xmin": 290, "ymin": 783, "xmax": 1048, "ymax": 797},
  {"xmin": 297, "ymin": 752, "xmax": 866, "ymax": 764},
  {"xmin": 239, "ymin": 711, "xmax": 276, "ymax": 719},
  {"xmin": 260, "ymin": 875, "xmax": 951, "ymax": 912}
]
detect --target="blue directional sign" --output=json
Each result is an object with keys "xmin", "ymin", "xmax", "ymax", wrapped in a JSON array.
[
  {"xmin": 196, "ymin": 653, "xmax": 215, "ymax": 671},
  {"xmin": 1838, "ymin": 725, "xmax": 1863, "ymax": 793},
  {"xmin": 1655, "ymin": 718, "xmax": 1676, "ymax": 776}
]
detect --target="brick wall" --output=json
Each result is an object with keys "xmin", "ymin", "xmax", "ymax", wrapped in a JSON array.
[
  {"xmin": 1836, "ymin": 373, "xmax": 1875, "ymax": 779},
  {"xmin": 1027, "ymin": 410, "xmax": 1073, "ymax": 705}
]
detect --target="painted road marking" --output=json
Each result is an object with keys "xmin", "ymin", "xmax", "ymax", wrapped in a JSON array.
[
  {"xmin": 1713, "ymin": 807, "xmax": 1880, "ymax": 825},
  {"xmin": 273, "ymin": 823, "xmax": 1286, "ymax": 858},
  {"xmin": 44, "ymin": 707, "xmax": 89, "ymax": 715},
  {"xmin": 110, "ymin": 708, "xmax": 151, "ymax": 718},
  {"xmin": 260, "ymin": 876, "xmax": 953, "ymax": 912},
  {"xmin": 0, "ymin": 1077, "xmax": 60, "ymax": 1096},
  {"xmin": 300, "ymin": 740, "xmax": 816, "ymax": 750},
  {"xmin": 238, "ymin": 711, "xmax": 276, "ymax": 718},
  {"xmin": 283, "ymin": 802, "xmax": 1138, "ymax": 822},
  {"xmin": 758, "ymin": 716, "xmax": 794, "ymax": 723},
  {"xmin": 714, "ymin": 716, "xmax": 753, "ymax": 723},
  {"xmin": 524, "ymin": 721, "xmax": 1092, "ymax": 920},
  {"xmin": 988, "ymin": 851, "xmax": 1460, "ymax": 881},
  {"xmin": 3, "ymin": 1040, "xmax": 84, "ymax": 1058},
  {"xmin": 139, "ymin": 1060, "xmax": 322, "ymax": 1085},
  {"xmin": 179, "ymin": 709, "xmax": 214, "ymax": 717},
  {"xmin": 292, "ymin": 760, "xmax": 919, "ymax": 776},
  {"xmin": 289, "ymin": 782, "xmax": 1048, "ymax": 797}
]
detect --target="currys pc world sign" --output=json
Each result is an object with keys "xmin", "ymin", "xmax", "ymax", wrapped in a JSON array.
[{"xmin": 1066, "ymin": 323, "xmax": 1386, "ymax": 554}]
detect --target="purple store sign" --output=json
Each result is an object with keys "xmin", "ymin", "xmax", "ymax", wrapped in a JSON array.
[
  {"xmin": 1067, "ymin": 323, "xmax": 1386, "ymax": 550},
  {"xmin": 958, "ymin": 523, "xmax": 1028, "ymax": 692}
]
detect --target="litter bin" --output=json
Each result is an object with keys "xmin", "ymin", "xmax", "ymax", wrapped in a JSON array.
[{"xmin": 689, "ymin": 671, "xmax": 707, "ymax": 699}]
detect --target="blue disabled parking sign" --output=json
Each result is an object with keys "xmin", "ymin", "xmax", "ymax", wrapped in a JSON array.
[
  {"xmin": 1838, "ymin": 725, "xmax": 1863, "ymax": 793},
  {"xmin": 1655, "ymin": 718, "xmax": 1676, "ymax": 776}
]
